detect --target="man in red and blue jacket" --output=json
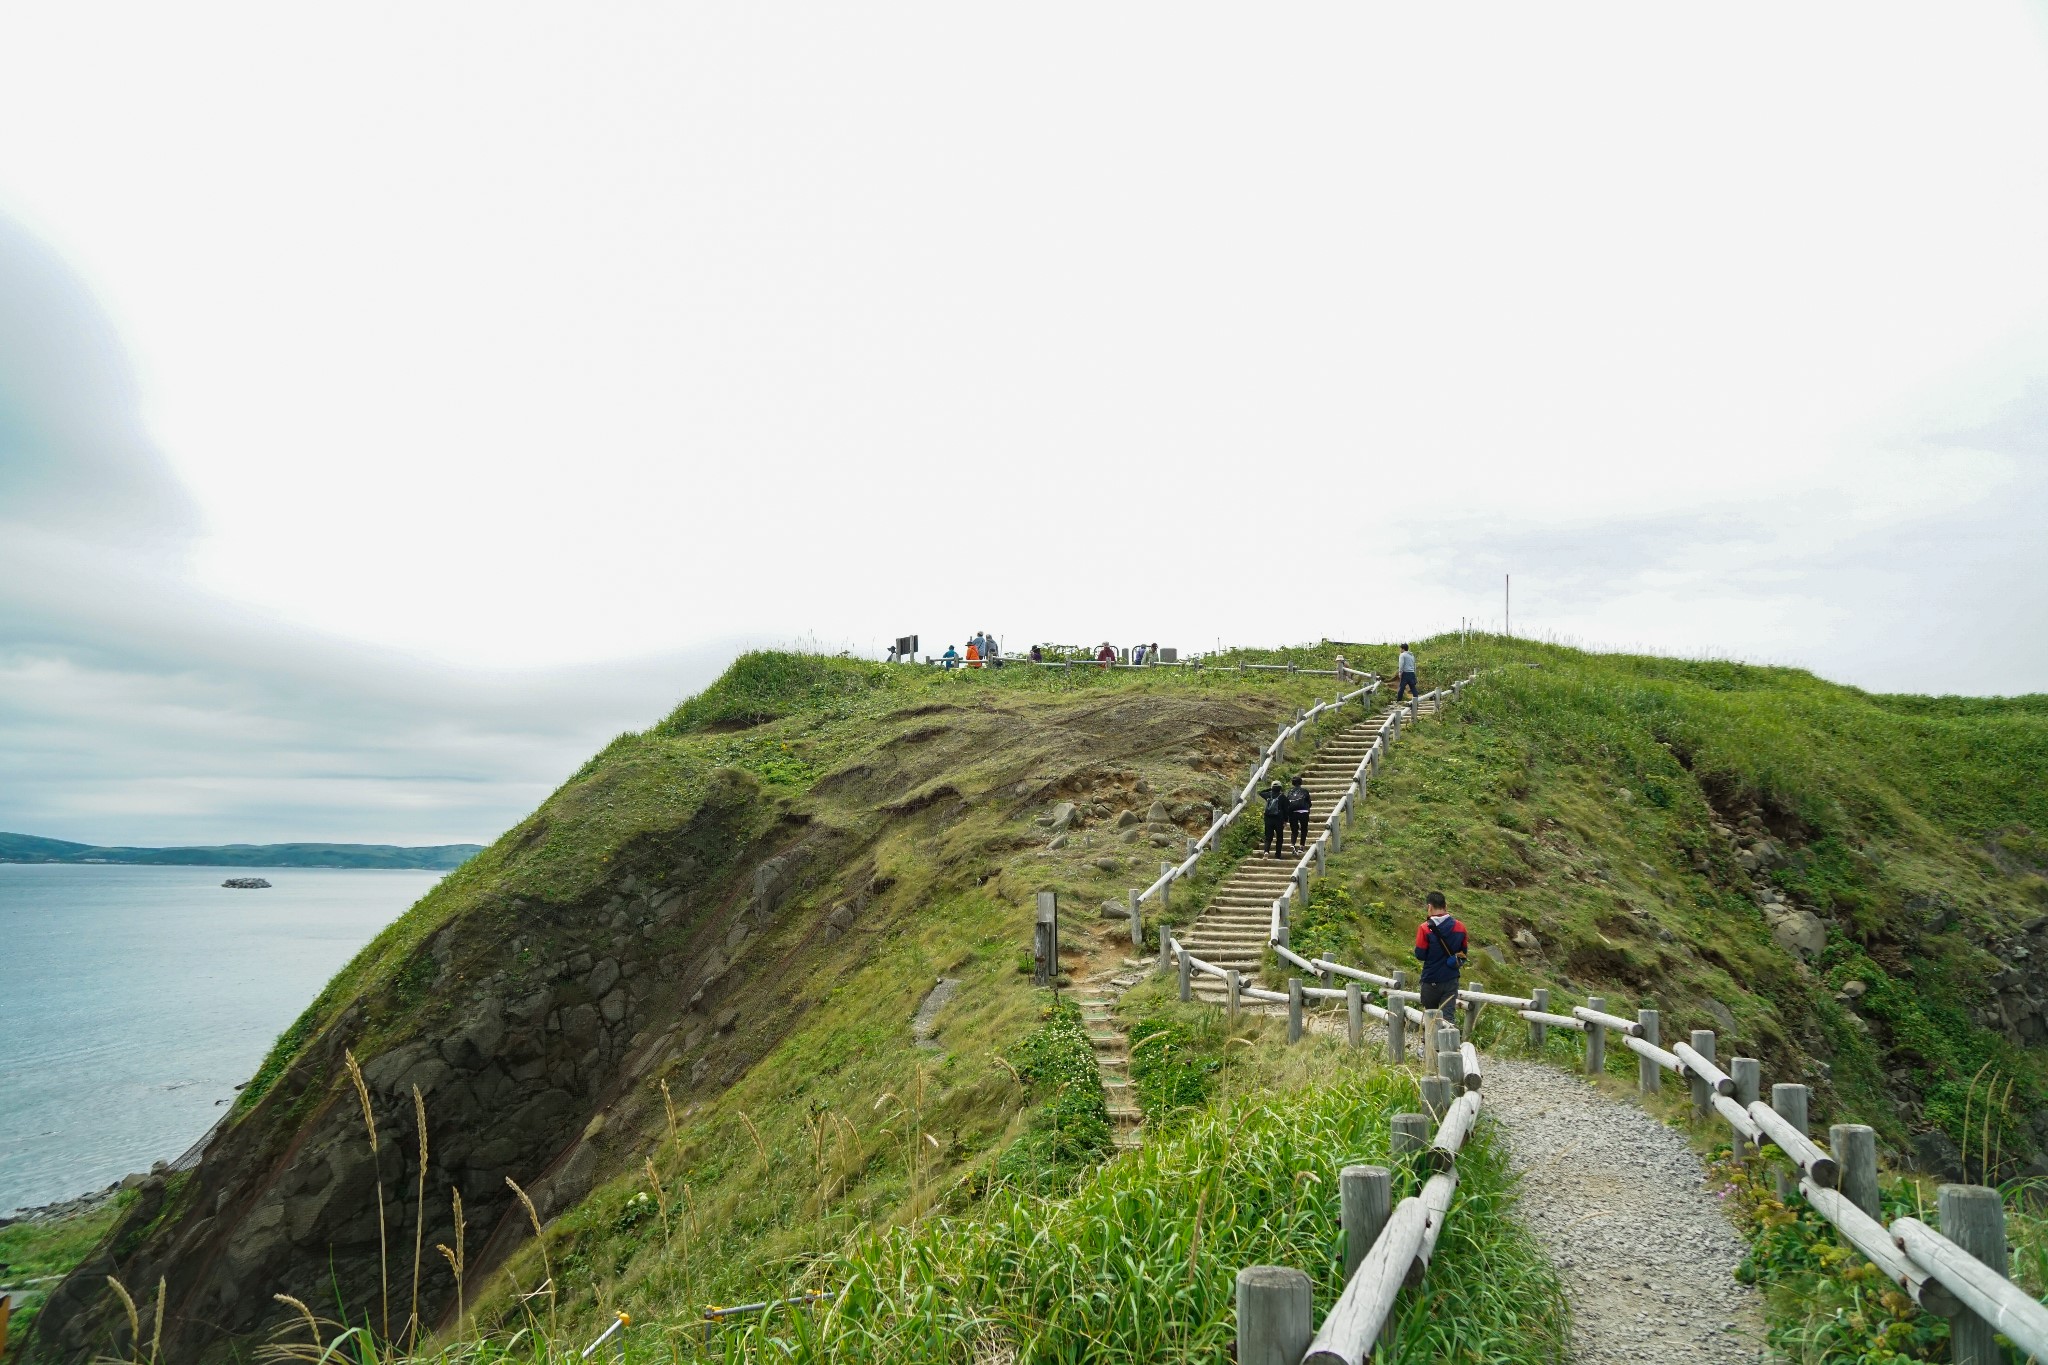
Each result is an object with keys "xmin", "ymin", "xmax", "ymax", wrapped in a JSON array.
[{"xmin": 1413, "ymin": 891, "xmax": 1467, "ymax": 1024}]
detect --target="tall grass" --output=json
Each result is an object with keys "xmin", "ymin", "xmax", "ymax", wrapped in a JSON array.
[{"xmin": 714, "ymin": 1069, "xmax": 1567, "ymax": 1363}]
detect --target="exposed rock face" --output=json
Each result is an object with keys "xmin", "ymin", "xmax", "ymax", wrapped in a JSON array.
[
  {"xmin": 1767, "ymin": 908, "xmax": 1828, "ymax": 958},
  {"xmin": 221, "ymin": 877, "xmax": 271, "ymax": 889},
  {"xmin": 28, "ymin": 771, "xmax": 845, "ymax": 1365},
  {"xmin": 1978, "ymin": 916, "xmax": 2048, "ymax": 1046}
]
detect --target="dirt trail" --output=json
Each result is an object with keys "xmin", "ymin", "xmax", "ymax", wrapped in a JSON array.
[{"xmin": 1480, "ymin": 1055, "xmax": 1767, "ymax": 1365}]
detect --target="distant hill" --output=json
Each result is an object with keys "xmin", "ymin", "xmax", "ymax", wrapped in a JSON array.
[{"xmin": 0, "ymin": 832, "xmax": 483, "ymax": 870}]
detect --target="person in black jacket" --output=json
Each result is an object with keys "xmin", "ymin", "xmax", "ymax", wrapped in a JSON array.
[
  {"xmin": 1412, "ymin": 891, "xmax": 1468, "ymax": 1024},
  {"xmin": 1260, "ymin": 782, "xmax": 1288, "ymax": 858},
  {"xmin": 1286, "ymin": 776, "xmax": 1312, "ymax": 850}
]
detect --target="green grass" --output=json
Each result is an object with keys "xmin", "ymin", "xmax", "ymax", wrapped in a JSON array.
[
  {"xmin": 0, "ymin": 1197, "xmax": 129, "ymax": 1360},
  {"xmin": 711, "ymin": 1043, "xmax": 1566, "ymax": 1364}
]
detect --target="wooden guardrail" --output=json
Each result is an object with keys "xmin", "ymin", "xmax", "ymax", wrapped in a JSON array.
[{"xmin": 1181, "ymin": 963, "xmax": 2048, "ymax": 1363}]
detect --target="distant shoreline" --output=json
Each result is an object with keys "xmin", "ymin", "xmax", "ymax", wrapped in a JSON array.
[{"xmin": 0, "ymin": 832, "xmax": 482, "ymax": 872}]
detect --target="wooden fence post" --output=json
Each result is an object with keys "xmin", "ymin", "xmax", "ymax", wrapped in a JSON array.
[
  {"xmin": 1033, "ymin": 892, "xmax": 1056, "ymax": 987},
  {"xmin": 1127, "ymin": 888, "xmax": 1142, "ymax": 949},
  {"xmin": 1940, "ymin": 1185, "xmax": 2008, "ymax": 1365},
  {"xmin": 1529, "ymin": 987, "xmax": 1549, "ymax": 1051},
  {"xmin": 1287, "ymin": 978, "xmax": 1303, "ymax": 1044},
  {"xmin": 1419, "ymin": 1075, "xmax": 1454, "ymax": 1123},
  {"xmin": 1772, "ymin": 1083, "xmax": 1809, "ymax": 1201},
  {"xmin": 1160, "ymin": 862, "xmax": 1174, "ymax": 913},
  {"xmin": 1730, "ymin": 1058, "xmax": 1761, "ymax": 1159},
  {"xmin": 1235, "ymin": 1266, "xmax": 1312, "ymax": 1365},
  {"xmin": 1391, "ymin": 1113, "xmax": 1430, "ymax": 1159},
  {"xmin": 1637, "ymin": 1008, "xmax": 1660, "ymax": 1094},
  {"xmin": 1341, "ymin": 1166, "xmax": 1392, "ymax": 1283},
  {"xmin": 1463, "ymin": 982, "xmax": 1483, "ymax": 1039},
  {"xmin": 1388, "ymin": 995, "xmax": 1407, "ymax": 1064},
  {"xmin": 1830, "ymin": 1124, "xmax": 1879, "ymax": 1220},
  {"xmin": 1347, "ymin": 981, "xmax": 1363, "ymax": 1049},
  {"xmin": 1179, "ymin": 950, "xmax": 1192, "ymax": 1003},
  {"xmin": 1227, "ymin": 969, "xmax": 1241, "ymax": 1026},
  {"xmin": 1157, "ymin": 924, "xmax": 1170, "ymax": 972},
  {"xmin": 1439, "ymin": 1046, "xmax": 1465, "ymax": 1091},
  {"xmin": 1690, "ymin": 1030, "xmax": 1716, "ymax": 1119},
  {"xmin": 1585, "ymin": 995, "xmax": 1607, "ymax": 1076}
]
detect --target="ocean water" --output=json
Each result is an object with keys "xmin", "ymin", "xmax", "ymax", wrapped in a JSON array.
[{"xmin": 0, "ymin": 864, "xmax": 442, "ymax": 1213}]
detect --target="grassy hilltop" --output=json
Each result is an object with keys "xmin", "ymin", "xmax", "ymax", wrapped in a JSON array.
[{"xmin": 21, "ymin": 638, "xmax": 2048, "ymax": 1364}]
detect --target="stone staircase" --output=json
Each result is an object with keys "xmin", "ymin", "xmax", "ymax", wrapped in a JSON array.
[
  {"xmin": 1078, "ymin": 968, "xmax": 1147, "ymax": 1149},
  {"xmin": 1180, "ymin": 696, "xmax": 1439, "ymax": 1003}
]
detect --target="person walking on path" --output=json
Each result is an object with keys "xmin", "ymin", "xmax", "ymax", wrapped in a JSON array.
[
  {"xmin": 1413, "ymin": 891, "xmax": 1467, "ymax": 1023},
  {"xmin": 1286, "ymin": 776, "xmax": 1312, "ymax": 850},
  {"xmin": 1260, "ymin": 781, "xmax": 1289, "ymax": 858},
  {"xmin": 1395, "ymin": 643, "xmax": 1419, "ymax": 702}
]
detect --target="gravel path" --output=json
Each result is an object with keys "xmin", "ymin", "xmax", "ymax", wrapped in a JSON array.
[{"xmin": 1484, "ymin": 1055, "xmax": 1767, "ymax": 1365}]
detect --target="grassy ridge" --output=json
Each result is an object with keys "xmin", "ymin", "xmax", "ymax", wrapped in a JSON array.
[{"xmin": 1288, "ymin": 637, "xmax": 2048, "ymax": 1160}]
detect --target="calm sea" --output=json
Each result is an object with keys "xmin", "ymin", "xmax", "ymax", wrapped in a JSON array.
[{"xmin": 0, "ymin": 864, "xmax": 441, "ymax": 1214}]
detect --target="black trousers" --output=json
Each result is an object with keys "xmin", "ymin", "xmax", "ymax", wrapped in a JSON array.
[
  {"xmin": 1397, "ymin": 671, "xmax": 1419, "ymax": 701},
  {"xmin": 1264, "ymin": 817, "xmax": 1286, "ymax": 856},
  {"xmin": 1419, "ymin": 978, "xmax": 1459, "ymax": 1022},
  {"xmin": 1288, "ymin": 813, "xmax": 1309, "ymax": 846}
]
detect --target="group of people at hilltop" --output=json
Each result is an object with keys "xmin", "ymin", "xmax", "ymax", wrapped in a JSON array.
[{"xmin": 938, "ymin": 631, "xmax": 1004, "ymax": 668}]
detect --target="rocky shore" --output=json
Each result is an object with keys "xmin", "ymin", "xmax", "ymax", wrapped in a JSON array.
[{"xmin": 2, "ymin": 1165, "xmax": 166, "ymax": 1229}]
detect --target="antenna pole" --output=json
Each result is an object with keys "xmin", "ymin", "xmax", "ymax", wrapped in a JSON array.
[{"xmin": 1505, "ymin": 574, "xmax": 1511, "ymax": 638}]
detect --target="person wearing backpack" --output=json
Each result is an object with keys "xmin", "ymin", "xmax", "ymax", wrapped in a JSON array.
[
  {"xmin": 1413, "ymin": 891, "xmax": 1467, "ymax": 1023},
  {"xmin": 1286, "ymin": 776, "xmax": 1312, "ymax": 850},
  {"xmin": 1260, "ymin": 782, "xmax": 1289, "ymax": 858}
]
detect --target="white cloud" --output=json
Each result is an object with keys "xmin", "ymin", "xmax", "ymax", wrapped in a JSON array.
[{"xmin": 2, "ymin": 3, "xmax": 2048, "ymax": 840}]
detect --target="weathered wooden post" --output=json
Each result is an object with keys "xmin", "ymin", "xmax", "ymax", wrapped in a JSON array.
[
  {"xmin": 1637, "ymin": 1008, "xmax": 1661, "ymax": 1094},
  {"xmin": 1940, "ymin": 1185, "xmax": 2008, "ymax": 1365},
  {"xmin": 1157, "ymin": 924, "xmax": 1170, "ymax": 972},
  {"xmin": 1186, "ymin": 836, "xmax": 1199, "ymax": 859},
  {"xmin": 1731, "ymin": 1058, "xmax": 1761, "ymax": 1159},
  {"xmin": 1313, "ymin": 842, "xmax": 1326, "ymax": 877},
  {"xmin": 1388, "ymin": 994, "xmax": 1407, "ymax": 1064},
  {"xmin": 1529, "ymin": 986, "xmax": 1549, "ymax": 1050},
  {"xmin": 1235, "ymin": 1265, "xmax": 1312, "ymax": 1365},
  {"xmin": 1829, "ymin": 1123, "xmax": 1879, "ymax": 1220},
  {"xmin": 1293, "ymin": 866, "xmax": 1309, "ymax": 907},
  {"xmin": 1772, "ymin": 1083, "xmax": 1810, "ymax": 1201},
  {"xmin": 1689, "ymin": 1030, "xmax": 1716, "ymax": 1119},
  {"xmin": 1227, "ymin": 969, "xmax": 1241, "ymax": 1025},
  {"xmin": 1391, "ymin": 1113, "xmax": 1430, "ymax": 1159},
  {"xmin": 1159, "ymin": 862, "xmax": 1174, "ymax": 913},
  {"xmin": 1287, "ymin": 978, "xmax": 1303, "ymax": 1044},
  {"xmin": 1033, "ymin": 891, "xmax": 1056, "ymax": 987},
  {"xmin": 1585, "ymin": 995, "xmax": 1607, "ymax": 1076},
  {"xmin": 1127, "ymin": 888, "xmax": 1142, "ymax": 949},
  {"xmin": 1419, "ymin": 1075, "xmax": 1454, "ymax": 1123},
  {"xmin": 1438, "ymin": 1046, "xmax": 1465, "ymax": 1091},
  {"xmin": 1179, "ymin": 949, "xmax": 1192, "ymax": 1003},
  {"xmin": 1341, "ymin": 1165, "xmax": 1392, "ymax": 1282},
  {"xmin": 1346, "ymin": 981, "xmax": 1363, "ymax": 1049},
  {"xmin": 1463, "ymin": 982, "xmax": 1483, "ymax": 1039}
]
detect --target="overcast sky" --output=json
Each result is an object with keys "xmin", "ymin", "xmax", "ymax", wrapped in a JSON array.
[{"xmin": 3, "ymin": 4, "xmax": 2046, "ymax": 847}]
